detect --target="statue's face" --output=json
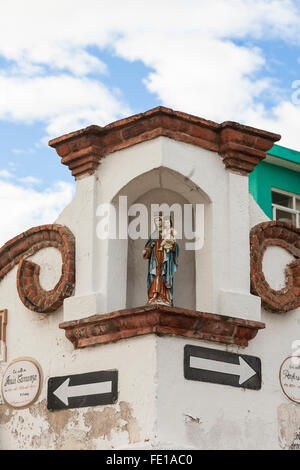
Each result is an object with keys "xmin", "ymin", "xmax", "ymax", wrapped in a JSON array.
[
  {"xmin": 164, "ymin": 219, "xmax": 171, "ymax": 229},
  {"xmin": 154, "ymin": 216, "xmax": 162, "ymax": 229}
]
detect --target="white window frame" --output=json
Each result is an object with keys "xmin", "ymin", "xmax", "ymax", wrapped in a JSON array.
[{"xmin": 272, "ymin": 188, "xmax": 300, "ymax": 228}]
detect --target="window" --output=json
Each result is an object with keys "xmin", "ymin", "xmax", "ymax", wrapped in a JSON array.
[{"xmin": 272, "ymin": 189, "xmax": 300, "ymax": 227}]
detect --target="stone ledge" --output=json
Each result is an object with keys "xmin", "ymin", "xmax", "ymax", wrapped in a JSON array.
[{"xmin": 59, "ymin": 304, "xmax": 265, "ymax": 349}]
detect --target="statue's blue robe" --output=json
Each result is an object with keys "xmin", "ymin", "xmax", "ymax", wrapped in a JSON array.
[{"xmin": 145, "ymin": 230, "xmax": 179, "ymax": 306}]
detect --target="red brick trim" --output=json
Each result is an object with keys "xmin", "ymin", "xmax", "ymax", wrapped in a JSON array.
[
  {"xmin": 49, "ymin": 106, "xmax": 280, "ymax": 179},
  {"xmin": 0, "ymin": 225, "xmax": 75, "ymax": 313},
  {"xmin": 250, "ymin": 221, "xmax": 300, "ymax": 313},
  {"xmin": 59, "ymin": 304, "xmax": 265, "ymax": 349}
]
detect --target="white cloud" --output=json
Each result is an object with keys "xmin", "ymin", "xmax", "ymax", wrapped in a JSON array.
[
  {"xmin": 242, "ymin": 100, "xmax": 300, "ymax": 150},
  {"xmin": 0, "ymin": 74, "xmax": 131, "ymax": 138},
  {"xmin": 0, "ymin": 0, "xmax": 300, "ymax": 249},
  {"xmin": 0, "ymin": 178, "xmax": 74, "ymax": 246},
  {"xmin": 0, "ymin": 169, "xmax": 13, "ymax": 178},
  {"xmin": 17, "ymin": 176, "xmax": 42, "ymax": 185},
  {"xmin": 12, "ymin": 148, "xmax": 36, "ymax": 155},
  {"xmin": 0, "ymin": 0, "xmax": 299, "ymax": 145}
]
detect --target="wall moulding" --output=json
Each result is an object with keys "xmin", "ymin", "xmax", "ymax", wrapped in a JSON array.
[
  {"xmin": 59, "ymin": 304, "xmax": 265, "ymax": 349},
  {"xmin": 250, "ymin": 221, "xmax": 300, "ymax": 313},
  {"xmin": 0, "ymin": 224, "xmax": 75, "ymax": 313},
  {"xmin": 49, "ymin": 106, "xmax": 281, "ymax": 179}
]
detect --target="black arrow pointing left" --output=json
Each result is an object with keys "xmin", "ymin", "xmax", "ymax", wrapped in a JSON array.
[{"xmin": 47, "ymin": 369, "xmax": 118, "ymax": 410}]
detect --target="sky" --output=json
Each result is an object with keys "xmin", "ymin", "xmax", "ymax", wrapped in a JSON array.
[{"xmin": 0, "ymin": 0, "xmax": 300, "ymax": 245}]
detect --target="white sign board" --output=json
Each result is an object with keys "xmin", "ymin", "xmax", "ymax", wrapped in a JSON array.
[
  {"xmin": 279, "ymin": 356, "xmax": 300, "ymax": 404},
  {"xmin": 1, "ymin": 358, "xmax": 41, "ymax": 409}
]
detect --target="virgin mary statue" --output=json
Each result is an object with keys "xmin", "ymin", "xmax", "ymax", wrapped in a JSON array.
[{"xmin": 142, "ymin": 214, "xmax": 179, "ymax": 306}]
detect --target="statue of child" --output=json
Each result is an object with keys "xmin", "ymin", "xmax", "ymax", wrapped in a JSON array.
[{"xmin": 159, "ymin": 217, "xmax": 176, "ymax": 253}]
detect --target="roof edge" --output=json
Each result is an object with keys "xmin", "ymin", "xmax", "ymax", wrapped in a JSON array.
[{"xmin": 48, "ymin": 106, "xmax": 281, "ymax": 179}]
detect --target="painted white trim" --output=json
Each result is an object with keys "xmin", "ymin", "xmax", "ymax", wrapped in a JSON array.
[{"xmin": 272, "ymin": 188, "xmax": 300, "ymax": 227}]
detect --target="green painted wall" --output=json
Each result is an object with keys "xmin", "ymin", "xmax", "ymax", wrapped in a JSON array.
[{"xmin": 249, "ymin": 161, "xmax": 300, "ymax": 219}]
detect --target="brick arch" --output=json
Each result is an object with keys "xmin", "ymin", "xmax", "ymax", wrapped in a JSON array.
[
  {"xmin": 0, "ymin": 224, "xmax": 75, "ymax": 313},
  {"xmin": 250, "ymin": 221, "xmax": 300, "ymax": 313}
]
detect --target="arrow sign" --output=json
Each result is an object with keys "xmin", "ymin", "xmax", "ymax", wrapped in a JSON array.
[
  {"xmin": 189, "ymin": 356, "xmax": 256, "ymax": 385},
  {"xmin": 184, "ymin": 345, "xmax": 261, "ymax": 390},
  {"xmin": 53, "ymin": 378, "xmax": 113, "ymax": 406},
  {"xmin": 47, "ymin": 370, "xmax": 118, "ymax": 410}
]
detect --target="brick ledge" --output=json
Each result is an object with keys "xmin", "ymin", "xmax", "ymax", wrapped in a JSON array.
[
  {"xmin": 59, "ymin": 304, "xmax": 265, "ymax": 349},
  {"xmin": 49, "ymin": 106, "xmax": 280, "ymax": 179}
]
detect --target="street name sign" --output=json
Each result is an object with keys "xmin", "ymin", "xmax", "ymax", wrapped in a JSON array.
[
  {"xmin": 184, "ymin": 345, "xmax": 261, "ymax": 390},
  {"xmin": 47, "ymin": 369, "xmax": 118, "ymax": 410},
  {"xmin": 1, "ymin": 357, "xmax": 42, "ymax": 409},
  {"xmin": 279, "ymin": 356, "xmax": 300, "ymax": 404}
]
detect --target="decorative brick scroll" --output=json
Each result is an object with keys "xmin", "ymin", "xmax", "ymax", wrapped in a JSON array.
[
  {"xmin": 0, "ymin": 225, "xmax": 75, "ymax": 313},
  {"xmin": 59, "ymin": 304, "xmax": 265, "ymax": 349},
  {"xmin": 0, "ymin": 309, "xmax": 7, "ymax": 361},
  {"xmin": 49, "ymin": 106, "xmax": 280, "ymax": 179},
  {"xmin": 250, "ymin": 221, "xmax": 300, "ymax": 313}
]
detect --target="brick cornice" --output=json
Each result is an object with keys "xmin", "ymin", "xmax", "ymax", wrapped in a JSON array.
[
  {"xmin": 0, "ymin": 224, "xmax": 75, "ymax": 313},
  {"xmin": 250, "ymin": 221, "xmax": 300, "ymax": 312},
  {"xmin": 49, "ymin": 106, "xmax": 281, "ymax": 179},
  {"xmin": 59, "ymin": 303, "xmax": 265, "ymax": 349}
]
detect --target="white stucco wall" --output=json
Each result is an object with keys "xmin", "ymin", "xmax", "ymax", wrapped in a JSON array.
[
  {"xmin": 152, "ymin": 195, "xmax": 300, "ymax": 450},
  {"xmin": 0, "ymin": 137, "xmax": 299, "ymax": 450},
  {"xmin": 61, "ymin": 136, "xmax": 260, "ymax": 322},
  {"xmin": 0, "ymin": 248, "xmax": 157, "ymax": 449}
]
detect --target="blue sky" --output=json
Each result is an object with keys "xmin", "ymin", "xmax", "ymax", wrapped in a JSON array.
[
  {"xmin": 0, "ymin": 0, "xmax": 300, "ymax": 244},
  {"xmin": 0, "ymin": 53, "xmax": 159, "ymax": 198},
  {"xmin": 0, "ymin": 55, "xmax": 158, "ymax": 191}
]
